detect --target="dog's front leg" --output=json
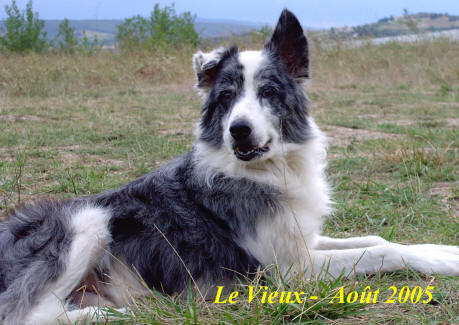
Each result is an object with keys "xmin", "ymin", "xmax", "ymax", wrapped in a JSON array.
[
  {"xmin": 313, "ymin": 236, "xmax": 459, "ymax": 254},
  {"xmin": 313, "ymin": 235, "xmax": 389, "ymax": 250},
  {"xmin": 304, "ymin": 243, "xmax": 459, "ymax": 278}
]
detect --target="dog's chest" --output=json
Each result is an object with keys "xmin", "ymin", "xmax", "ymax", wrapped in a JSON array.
[{"xmin": 237, "ymin": 184, "xmax": 325, "ymax": 271}]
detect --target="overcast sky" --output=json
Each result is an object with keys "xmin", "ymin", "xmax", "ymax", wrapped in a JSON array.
[{"xmin": 0, "ymin": 0, "xmax": 458, "ymax": 27}]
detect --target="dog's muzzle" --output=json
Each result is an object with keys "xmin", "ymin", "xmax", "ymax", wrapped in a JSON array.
[{"xmin": 230, "ymin": 120, "xmax": 271, "ymax": 161}]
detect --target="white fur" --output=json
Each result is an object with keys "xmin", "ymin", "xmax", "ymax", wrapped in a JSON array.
[{"xmin": 305, "ymin": 243, "xmax": 459, "ymax": 278}]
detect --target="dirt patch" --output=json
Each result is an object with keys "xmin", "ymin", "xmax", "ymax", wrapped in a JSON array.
[
  {"xmin": 380, "ymin": 118, "xmax": 459, "ymax": 127},
  {"xmin": 357, "ymin": 114, "xmax": 380, "ymax": 119},
  {"xmin": 58, "ymin": 145, "xmax": 83, "ymax": 151},
  {"xmin": 59, "ymin": 152, "xmax": 81, "ymax": 165},
  {"xmin": 324, "ymin": 125, "xmax": 401, "ymax": 147},
  {"xmin": 445, "ymin": 118, "xmax": 459, "ymax": 127},
  {"xmin": 383, "ymin": 119, "xmax": 414, "ymax": 126},
  {"xmin": 92, "ymin": 157, "xmax": 124, "ymax": 168},
  {"xmin": 157, "ymin": 128, "xmax": 188, "ymax": 136},
  {"xmin": 0, "ymin": 115, "xmax": 44, "ymax": 122},
  {"xmin": 58, "ymin": 152, "xmax": 124, "ymax": 168},
  {"xmin": 57, "ymin": 145, "xmax": 124, "ymax": 167},
  {"xmin": 136, "ymin": 65, "xmax": 158, "ymax": 77},
  {"xmin": 57, "ymin": 145, "xmax": 82, "ymax": 165},
  {"xmin": 428, "ymin": 181, "xmax": 458, "ymax": 216},
  {"xmin": 0, "ymin": 147, "xmax": 14, "ymax": 162}
]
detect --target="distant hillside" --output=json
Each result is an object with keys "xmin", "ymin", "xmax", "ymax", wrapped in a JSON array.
[
  {"xmin": 1, "ymin": 12, "xmax": 458, "ymax": 45},
  {"xmin": 0, "ymin": 18, "xmax": 270, "ymax": 45},
  {"xmin": 332, "ymin": 12, "xmax": 459, "ymax": 38}
]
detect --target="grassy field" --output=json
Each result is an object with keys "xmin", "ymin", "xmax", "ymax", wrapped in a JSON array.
[{"xmin": 0, "ymin": 38, "xmax": 458, "ymax": 323}]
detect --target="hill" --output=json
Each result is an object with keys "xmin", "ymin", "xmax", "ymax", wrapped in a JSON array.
[{"xmin": 332, "ymin": 12, "xmax": 459, "ymax": 38}]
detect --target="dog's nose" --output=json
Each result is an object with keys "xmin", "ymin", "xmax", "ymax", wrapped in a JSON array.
[{"xmin": 230, "ymin": 120, "xmax": 252, "ymax": 141}]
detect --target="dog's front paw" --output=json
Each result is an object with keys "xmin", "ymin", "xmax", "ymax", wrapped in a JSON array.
[
  {"xmin": 402, "ymin": 244, "xmax": 459, "ymax": 276},
  {"xmin": 410, "ymin": 244, "xmax": 459, "ymax": 256}
]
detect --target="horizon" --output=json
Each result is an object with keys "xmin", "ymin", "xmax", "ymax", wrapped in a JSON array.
[{"xmin": 0, "ymin": 0, "xmax": 458, "ymax": 28}]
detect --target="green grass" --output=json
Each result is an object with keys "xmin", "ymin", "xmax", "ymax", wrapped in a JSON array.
[{"xmin": 0, "ymin": 39, "xmax": 458, "ymax": 324}]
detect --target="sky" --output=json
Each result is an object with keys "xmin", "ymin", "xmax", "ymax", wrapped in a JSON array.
[{"xmin": 0, "ymin": 0, "xmax": 458, "ymax": 28}]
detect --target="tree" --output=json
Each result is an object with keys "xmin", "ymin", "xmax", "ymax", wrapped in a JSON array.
[
  {"xmin": 56, "ymin": 18, "xmax": 78, "ymax": 53},
  {"xmin": 116, "ymin": 4, "xmax": 198, "ymax": 50},
  {"xmin": 79, "ymin": 31, "xmax": 103, "ymax": 54},
  {"xmin": 0, "ymin": 0, "xmax": 48, "ymax": 52},
  {"xmin": 116, "ymin": 15, "xmax": 150, "ymax": 50}
]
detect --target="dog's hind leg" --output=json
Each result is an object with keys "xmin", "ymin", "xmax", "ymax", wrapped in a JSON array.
[{"xmin": 22, "ymin": 206, "xmax": 111, "ymax": 325}]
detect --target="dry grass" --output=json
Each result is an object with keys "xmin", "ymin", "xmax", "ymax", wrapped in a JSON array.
[
  {"xmin": 1, "ymin": 37, "xmax": 457, "ymax": 98},
  {"xmin": 310, "ymin": 37, "xmax": 459, "ymax": 91},
  {"xmin": 0, "ymin": 47, "xmax": 196, "ymax": 98}
]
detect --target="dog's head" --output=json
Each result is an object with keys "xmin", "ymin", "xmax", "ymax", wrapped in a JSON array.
[{"xmin": 193, "ymin": 9, "xmax": 311, "ymax": 164}]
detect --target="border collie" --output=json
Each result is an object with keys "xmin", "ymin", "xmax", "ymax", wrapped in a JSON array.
[{"xmin": 0, "ymin": 9, "xmax": 458, "ymax": 325}]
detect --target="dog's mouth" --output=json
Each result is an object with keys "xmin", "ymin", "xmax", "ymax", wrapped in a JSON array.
[{"xmin": 234, "ymin": 139, "xmax": 271, "ymax": 161}]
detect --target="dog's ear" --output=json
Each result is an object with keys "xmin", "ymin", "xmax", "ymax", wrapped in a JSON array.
[
  {"xmin": 192, "ymin": 47, "xmax": 226, "ymax": 93},
  {"xmin": 265, "ymin": 9, "xmax": 309, "ymax": 81}
]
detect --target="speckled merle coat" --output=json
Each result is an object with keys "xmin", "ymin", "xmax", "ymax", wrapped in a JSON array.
[{"xmin": 1, "ymin": 9, "xmax": 458, "ymax": 325}]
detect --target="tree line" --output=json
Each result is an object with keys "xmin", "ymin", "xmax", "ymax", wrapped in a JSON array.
[{"xmin": 0, "ymin": 0, "xmax": 199, "ymax": 53}]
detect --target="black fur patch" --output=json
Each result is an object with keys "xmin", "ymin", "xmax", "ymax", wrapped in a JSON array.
[
  {"xmin": 256, "ymin": 50, "xmax": 311, "ymax": 143},
  {"xmin": 199, "ymin": 46, "xmax": 243, "ymax": 147},
  {"xmin": 258, "ymin": 9, "xmax": 311, "ymax": 143},
  {"xmin": 265, "ymin": 9, "xmax": 309, "ymax": 80}
]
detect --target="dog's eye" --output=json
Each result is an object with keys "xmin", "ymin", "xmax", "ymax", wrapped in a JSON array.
[
  {"xmin": 261, "ymin": 87, "xmax": 276, "ymax": 98},
  {"xmin": 220, "ymin": 90, "xmax": 234, "ymax": 100}
]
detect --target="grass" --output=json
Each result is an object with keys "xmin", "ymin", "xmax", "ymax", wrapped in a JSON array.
[{"xmin": 0, "ymin": 38, "xmax": 458, "ymax": 323}]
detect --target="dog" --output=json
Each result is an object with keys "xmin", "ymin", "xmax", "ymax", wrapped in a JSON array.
[{"xmin": 0, "ymin": 9, "xmax": 458, "ymax": 325}]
